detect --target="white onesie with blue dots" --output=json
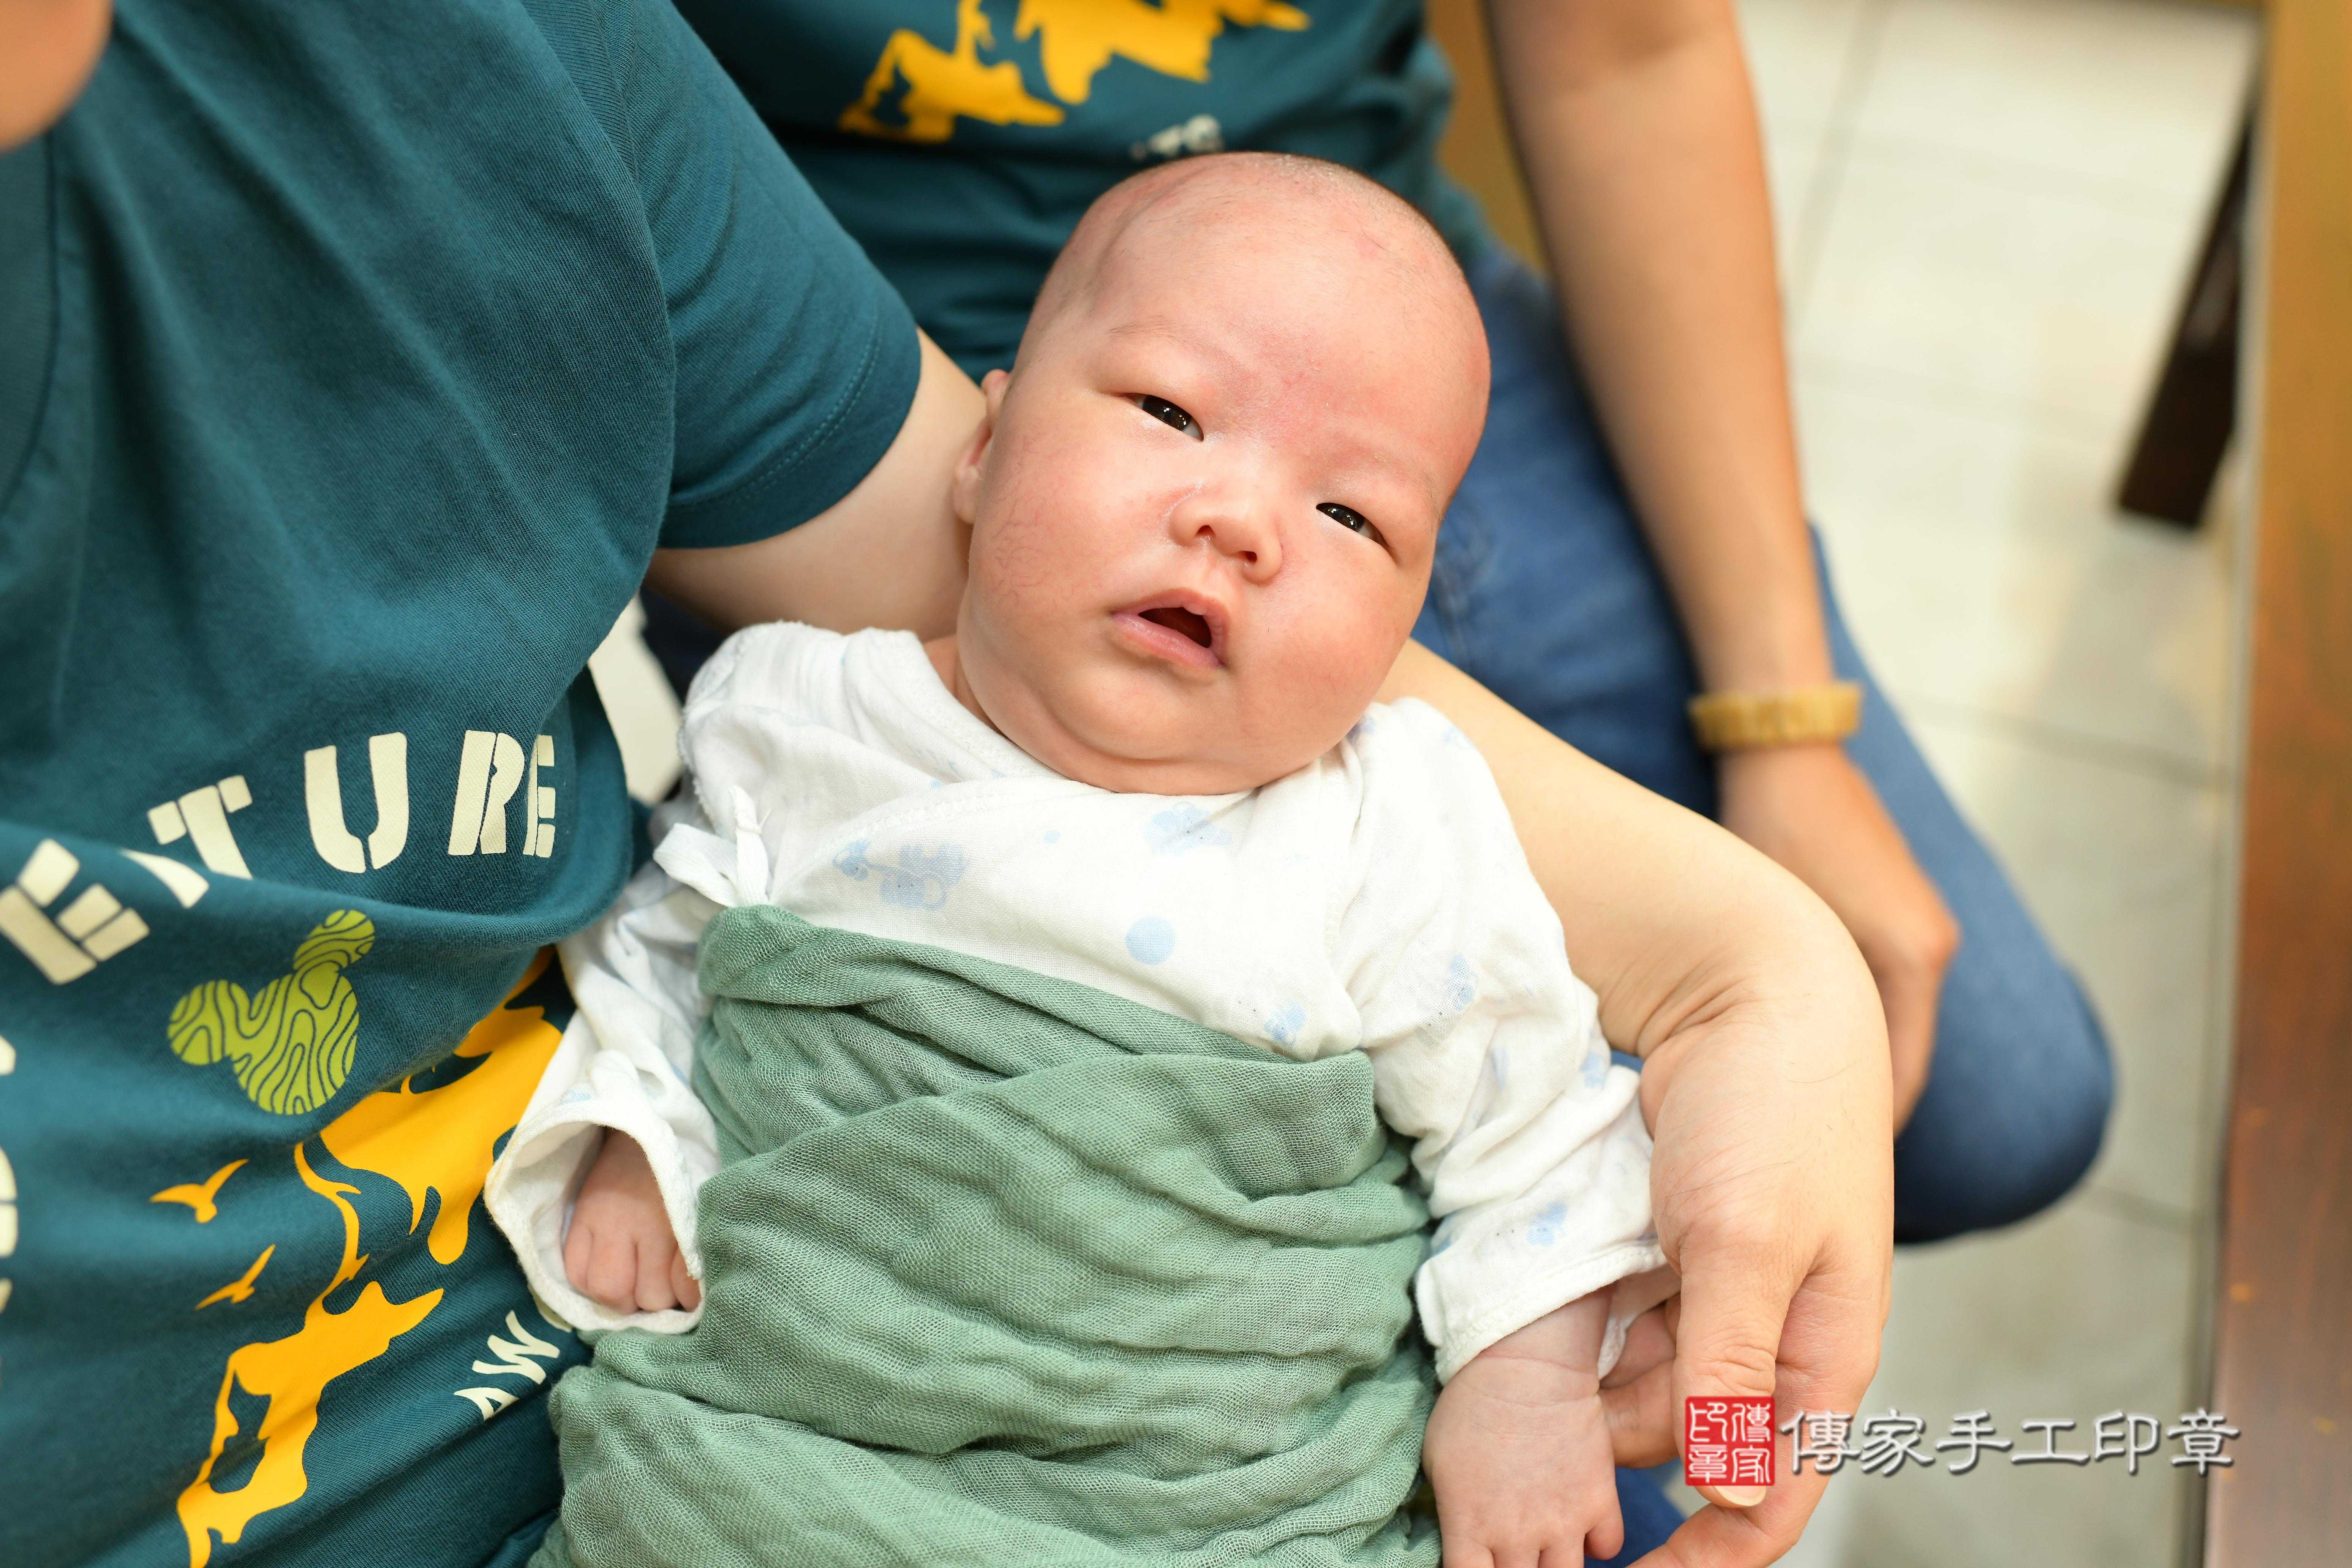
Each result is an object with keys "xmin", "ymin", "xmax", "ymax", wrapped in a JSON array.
[{"xmin": 486, "ymin": 622, "xmax": 1671, "ymax": 1380}]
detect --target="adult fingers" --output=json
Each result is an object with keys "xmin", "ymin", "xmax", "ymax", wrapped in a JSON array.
[
  {"xmin": 1603, "ymin": 1360, "xmax": 1677, "ymax": 1467},
  {"xmin": 1669, "ymin": 1242, "xmax": 1795, "ymax": 1512},
  {"xmin": 1854, "ymin": 838, "xmax": 1956, "ymax": 1132},
  {"xmin": 1874, "ymin": 928, "xmax": 1950, "ymax": 1129},
  {"xmin": 1603, "ymin": 1299, "xmax": 1680, "ymax": 1463},
  {"xmin": 1603, "ymin": 1301, "xmax": 1677, "ymax": 1389},
  {"xmin": 1635, "ymin": 1265, "xmax": 1887, "ymax": 1568}
]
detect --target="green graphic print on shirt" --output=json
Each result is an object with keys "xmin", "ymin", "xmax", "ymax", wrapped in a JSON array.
[{"xmin": 166, "ymin": 912, "xmax": 376, "ymax": 1118}]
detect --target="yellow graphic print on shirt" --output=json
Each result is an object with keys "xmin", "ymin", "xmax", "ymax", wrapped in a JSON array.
[
  {"xmin": 195, "ymin": 1244, "xmax": 277, "ymax": 1309},
  {"xmin": 842, "ymin": 0, "xmax": 1309, "ymax": 143},
  {"xmin": 166, "ymin": 911, "xmax": 375, "ymax": 1115},
  {"xmin": 170, "ymin": 953, "xmax": 565, "ymax": 1568},
  {"xmin": 152, "ymin": 1158, "xmax": 248, "ymax": 1223}
]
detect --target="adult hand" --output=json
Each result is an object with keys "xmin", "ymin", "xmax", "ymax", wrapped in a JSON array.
[
  {"xmin": 1378, "ymin": 642, "xmax": 1895, "ymax": 1563},
  {"xmin": 1717, "ymin": 743, "xmax": 1957, "ymax": 1128},
  {"xmin": 1630, "ymin": 970, "xmax": 1894, "ymax": 1564}
]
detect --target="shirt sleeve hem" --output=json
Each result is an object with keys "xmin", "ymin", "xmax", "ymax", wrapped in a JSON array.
[
  {"xmin": 1421, "ymin": 1238, "xmax": 1671, "ymax": 1383},
  {"xmin": 656, "ymin": 298, "xmax": 921, "ymax": 551}
]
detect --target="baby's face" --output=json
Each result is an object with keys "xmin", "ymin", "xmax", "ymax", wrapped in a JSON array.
[{"xmin": 948, "ymin": 191, "xmax": 1487, "ymax": 794}]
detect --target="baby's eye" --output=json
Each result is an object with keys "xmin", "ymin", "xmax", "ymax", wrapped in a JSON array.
[
  {"xmin": 1318, "ymin": 502, "xmax": 1386, "ymax": 547},
  {"xmin": 1135, "ymin": 395, "xmax": 1203, "ymax": 439}
]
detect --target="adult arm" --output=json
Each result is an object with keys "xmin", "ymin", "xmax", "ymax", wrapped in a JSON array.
[
  {"xmin": 647, "ymin": 331, "xmax": 983, "ymax": 639},
  {"xmin": 0, "ymin": 0, "xmax": 109, "ymax": 148},
  {"xmin": 570, "ymin": 0, "xmax": 985, "ymax": 646},
  {"xmin": 1382, "ymin": 641, "xmax": 1893, "ymax": 1566},
  {"xmin": 1483, "ymin": 0, "xmax": 1954, "ymax": 1123}
]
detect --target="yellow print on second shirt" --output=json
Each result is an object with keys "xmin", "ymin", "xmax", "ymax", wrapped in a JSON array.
[
  {"xmin": 842, "ymin": 0, "xmax": 1310, "ymax": 143},
  {"xmin": 172, "ymin": 954, "xmax": 565, "ymax": 1568}
]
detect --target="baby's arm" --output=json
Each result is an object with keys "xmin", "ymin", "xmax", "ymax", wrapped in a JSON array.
[
  {"xmin": 1336, "ymin": 702, "xmax": 1669, "ymax": 1377},
  {"xmin": 1422, "ymin": 1291, "xmax": 1621, "ymax": 1566},
  {"xmin": 483, "ymin": 809, "xmax": 735, "ymax": 1331},
  {"xmin": 1333, "ymin": 702, "xmax": 1672, "ymax": 1556}
]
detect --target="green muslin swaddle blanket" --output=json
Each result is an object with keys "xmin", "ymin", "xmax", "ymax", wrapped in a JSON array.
[{"xmin": 534, "ymin": 904, "xmax": 1440, "ymax": 1567}]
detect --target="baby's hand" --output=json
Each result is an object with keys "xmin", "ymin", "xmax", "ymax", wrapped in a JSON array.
[
  {"xmin": 563, "ymin": 1130, "xmax": 701, "ymax": 1313},
  {"xmin": 1423, "ymin": 1296, "xmax": 1622, "ymax": 1567}
]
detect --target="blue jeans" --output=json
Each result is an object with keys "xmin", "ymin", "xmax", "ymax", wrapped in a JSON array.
[{"xmin": 1426, "ymin": 249, "xmax": 2113, "ymax": 1557}]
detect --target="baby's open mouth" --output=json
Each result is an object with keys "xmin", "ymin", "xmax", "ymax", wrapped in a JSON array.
[{"xmin": 1138, "ymin": 606, "xmax": 1214, "ymax": 650}]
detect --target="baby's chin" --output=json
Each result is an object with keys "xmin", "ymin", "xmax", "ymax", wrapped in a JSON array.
[
  {"xmin": 1011, "ymin": 717, "xmax": 1304, "ymax": 797},
  {"xmin": 986, "ymin": 686, "xmax": 1329, "ymax": 797}
]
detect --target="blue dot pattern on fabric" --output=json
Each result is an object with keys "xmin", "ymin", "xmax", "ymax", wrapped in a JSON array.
[
  {"xmin": 1266, "ymin": 1001, "xmax": 1307, "ymax": 1047},
  {"xmin": 833, "ymin": 840, "xmax": 872, "ymax": 880},
  {"xmin": 1527, "ymin": 1201, "xmax": 1567, "ymax": 1247},
  {"xmin": 1442, "ymin": 953, "xmax": 1478, "ymax": 1015},
  {"xmin": 1145, "ymin": 803, "xmax": 1232, "ymax": 856},
  {"xmin": 1125, "ymin": 916, "xmax": 1176, "ymax": 964}
]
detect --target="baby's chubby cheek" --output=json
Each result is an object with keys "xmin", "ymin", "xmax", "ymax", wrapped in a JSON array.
[
  {"xmin": 966, "ymin": 463, "xmax": 1139, "ymax": 635},
  {"xmin": 1280, "ymin": 621, "xmax": 1410, "ymax": 749},
  {"xmin": 969, "ymin": 503, "xmax": 1075, "ymax": 618}
]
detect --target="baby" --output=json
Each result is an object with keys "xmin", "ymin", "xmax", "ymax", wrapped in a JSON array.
[{"xmin": 490, "ymin": 153, "xmax": 1673, "ymax": 1566}]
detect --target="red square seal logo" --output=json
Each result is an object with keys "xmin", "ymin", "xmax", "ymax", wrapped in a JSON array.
[{"xmin": 1684, "ymin": 1396, "xmax": 1776, "ymax": 1487}]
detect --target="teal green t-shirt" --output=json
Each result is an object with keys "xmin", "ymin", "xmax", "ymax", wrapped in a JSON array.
[
  {"xmin": 0, "ymin": 1, "xmax": 918, "ymax": 1564},
  {"xmin": 675, "ymin": 0, "xmax": 1489, "ymax": 376}
]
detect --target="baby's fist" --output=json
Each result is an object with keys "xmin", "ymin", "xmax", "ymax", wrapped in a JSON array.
[
  {"xmin": 1424, "ymin": 1320, "xmax": 1623, "ymax": 1567},
  {"xmin": 563, "ymin": 1130, "xmax": 700, "ymax": 1313}
]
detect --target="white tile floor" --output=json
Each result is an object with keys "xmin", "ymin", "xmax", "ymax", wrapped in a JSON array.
[
  {"xmin": 1735, "ymin": 2, "xmax": 2259, "ymax": 1564},
  {"xmin": 590, "ymin": 5, "xmax": 2263, "ymax": 1561}
]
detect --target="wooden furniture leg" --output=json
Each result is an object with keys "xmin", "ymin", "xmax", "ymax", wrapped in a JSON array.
[
  {"xmin": 2205, "ymin": 0, "xmax": 2352, "ymax": 1559},
  {"xmin": 2117, "ymin": 104, "xmax": 2252, "ymax": 528}
]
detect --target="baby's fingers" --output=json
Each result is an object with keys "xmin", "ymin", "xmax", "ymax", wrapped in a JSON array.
[
  {"xmin": 630, "ymin": 1224, "xmax": 694, "ymax": 1312},
  {"xmin": 571, "ymin": 1222, "xmax": 643, "ymax": 1310},
  {"xmin": 669, "ymin": 1246, "xmax": 702, "ymax": 1311},
  {"xmin": 562, "ymin": 1213, "xmax": 593, "ymax": 1294}
]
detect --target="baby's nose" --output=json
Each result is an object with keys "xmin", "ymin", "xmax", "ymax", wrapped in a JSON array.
[{"xmin": 1177, "ymin": 495, "xmax": 1282, "ymax": 577}]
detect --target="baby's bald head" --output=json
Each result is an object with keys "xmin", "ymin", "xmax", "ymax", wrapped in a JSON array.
[{"xmin": 1024, "ymin": 152, "xmax": 1481, "ymax": 383}]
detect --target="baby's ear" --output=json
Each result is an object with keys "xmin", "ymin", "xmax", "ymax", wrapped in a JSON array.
[{"xmin": 951, "ymin": 370, "xmax": 1012, "ymax": 525}]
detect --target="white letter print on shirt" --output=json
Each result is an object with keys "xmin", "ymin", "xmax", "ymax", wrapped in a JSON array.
[
  {"xmin": 453, "ymin": 1309, "xmax": 564, "ymax": 1419},
  {"xmin": 0, "ymin": 839, "xmax": 150, "ymax": 983},
  {"xmin": 447, "ymin": 732, "xmax": 556, "ymax": 857},
  {"xmin": 148, "ymin": 775, "xmax": 254, "ymax": 878},
  {"xmin": 304, "ymin": 733, "xmax": 410, "ymax": 873}
]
